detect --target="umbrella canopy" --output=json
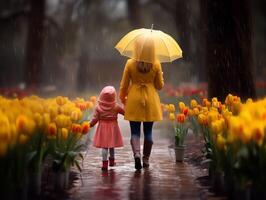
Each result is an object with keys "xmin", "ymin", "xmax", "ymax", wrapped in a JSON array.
[{"xmin": 115, "ymin": 28, "xmax": 182, "ymax": 64}]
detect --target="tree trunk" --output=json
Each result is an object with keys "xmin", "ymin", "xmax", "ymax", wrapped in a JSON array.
[
  {"xmin": 202, "ymin": 0, "xmax": 256, "ymax": 101},
  {"xmin": 175, "ymin": 0, "xmax": 190, "ymax": 61},
  {"xmin": 127, "ymin": 0, "xmax": 141, "ymax": 28},
  {"xmin": 25, "ymin": 0, "xmax": 45, "ymax": 88}
]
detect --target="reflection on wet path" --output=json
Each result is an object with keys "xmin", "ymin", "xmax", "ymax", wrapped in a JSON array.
[{"xmin": 69, "ymin": 118, "xmax": 203, "ymax": 200}]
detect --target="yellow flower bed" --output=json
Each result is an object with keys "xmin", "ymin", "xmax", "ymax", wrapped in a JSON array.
[
  {"xmin": 165, "ymin": 94, "xmax": 266, "ymax": 195},
  {"xmin": 0, "ymin": 95, "xmax": 96, "ymax": 157}
]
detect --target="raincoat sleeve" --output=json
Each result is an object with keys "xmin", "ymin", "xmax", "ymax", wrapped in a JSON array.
[
  {"xmin": 90, "ymin": 108, "xmax": 99, "ymax": 127},
  {"xmin": 154, "ymin": 62, "xmax": 164, "ymax": 90},
  {"xmin": 116, "ymin": 105, "xmax": 125, "ymax": 115},
  {"xmin": 119, "ymin": 60, "xmax": 131, "ymax": 104}
]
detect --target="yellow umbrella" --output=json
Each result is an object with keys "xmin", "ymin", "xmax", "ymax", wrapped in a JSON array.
[{"xmin": 115, "ymin": 27, "xmax": 182, "ymax": 63}]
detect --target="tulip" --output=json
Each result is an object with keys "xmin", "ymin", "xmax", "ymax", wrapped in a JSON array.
[
  {"xmin": 176, "ymin": 114, "xmax": 185, "ymax": 123},
  {"xmin": 198, "ymin": 114, "xmax": 208, "ymax": 125},
  {"xmin": 169, "ymin": 113, "xmax": 175, "ymax": 121},
  {"xmin": 251, "ymin": 122, "xmax": 265, "ymax": 145},
  {"xmin": 90, "ymin": 96, "xmax": 97, "ymax": 104},
  {"xmin": 216, "ymin": 134, "xmax": 226, "ymax": 150},
  {"xmin": 48, "ymin": 122, "xmax": 57, "ymax": 137},
  {"xmin": 71, "ymin": 109, "xmax": 82, "ymax": 121},
  {"xmin": 168, "ymin": 104, "xmax": 175, "ymax": 113},
  {"xmin": 56, "ymin": 96, "xmax": 67, "ymax": 106},
  {"xmin": 182, "ymin": 107, "xmax": 189, "ymax": 116},
  {"xmin": 193, "ymin": 107, "xmax": 200, "ymax": 116},
  {"xmin": 61, "ymin": 128, "xmax": 68, "ymax": 140},
  {"xmin": 81, "ymin": 121, "xmax": 90, "ymax": 134},
  {"xmin": 178, "ymin": 102, "xmax": 185, "ymax": 112},
  {"xmin": 190, "ymin": 99, "xmax": 198, "ymax": 108},
  {"xmin": 19, "ymin": 134, "xmax": 29, "ymax": 145}
]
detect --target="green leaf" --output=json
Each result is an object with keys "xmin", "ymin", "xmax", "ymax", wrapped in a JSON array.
[
  {"xmin": 75, "ymin": 160, "xmax": 82, "ymax": 172},
  {"xmin": 26, "ymin": 151, "xmax": 37, "ymax": 163}
]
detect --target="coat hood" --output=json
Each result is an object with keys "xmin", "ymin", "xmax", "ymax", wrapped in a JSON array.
[{"xmin": 98, "ymin": 86, "xmax": 117, "ymax": 110}]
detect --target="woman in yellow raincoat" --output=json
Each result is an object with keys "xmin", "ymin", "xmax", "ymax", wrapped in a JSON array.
[{"xmin": 119, "ymin": 37, "xmax": 164, "ymax": 170}]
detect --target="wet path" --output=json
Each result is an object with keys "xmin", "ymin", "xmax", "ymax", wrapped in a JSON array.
[{"xmin": 67, "ymin": 117, "xmax": 212, "ymax": 200}]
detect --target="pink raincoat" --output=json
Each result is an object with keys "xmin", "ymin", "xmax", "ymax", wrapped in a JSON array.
[{"xmin": 90, "ymin": 86, "xmax": 124, "ymax": 148}]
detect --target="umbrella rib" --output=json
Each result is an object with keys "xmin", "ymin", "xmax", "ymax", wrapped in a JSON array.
[
  {"xmin": 121, "ymin": 33, "xmax": 144, "ymax": 54},
  {"xmin": 159, "ymin": 37, "xmax": 171, "ymax": 62}
]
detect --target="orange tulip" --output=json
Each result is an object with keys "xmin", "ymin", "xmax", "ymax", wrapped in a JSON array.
[
  {"xmin": 176, "ymin": 114, "xmax": 185, "ymax": 123},
  {"xmin": 48, "ymin": 123, "xmax": 57, "ymax": 136},
  {"xmin": 81, "ymin": 121, "xmax": 90, "ymax": 134}
]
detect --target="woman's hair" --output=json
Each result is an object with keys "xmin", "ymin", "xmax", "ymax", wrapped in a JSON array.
[{"xmin": 136, "ymin": 61, "xmax": 152, "ymax": 73}]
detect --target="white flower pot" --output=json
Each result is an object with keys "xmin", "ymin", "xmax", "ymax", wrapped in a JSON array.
[{"xmin": 175, "ymin": 145, "xmax": 186, "ymax": 162}]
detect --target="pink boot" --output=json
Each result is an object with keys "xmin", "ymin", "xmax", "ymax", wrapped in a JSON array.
[{"xmin": 102, "ymin": 160, "xmax": 108, "ymax": 171}]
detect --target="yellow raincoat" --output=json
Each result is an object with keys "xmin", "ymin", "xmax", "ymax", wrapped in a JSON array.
[{"xmin": 119, "ymin": 59, "xmax": 164, "ymax": 122}]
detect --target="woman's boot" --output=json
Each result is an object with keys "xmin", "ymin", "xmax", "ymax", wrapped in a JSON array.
[
  {"xmin": 143, "ymin": 140, "xmax": 153, "ymax": 168},
  {"xmin": 130, "ymin": 138, "xmax": 142, "ymax": 170}
]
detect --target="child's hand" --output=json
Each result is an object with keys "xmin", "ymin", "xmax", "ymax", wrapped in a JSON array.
[{"xmin": 89, "ymin": 121, "xmax": 94, "ymax": 128}]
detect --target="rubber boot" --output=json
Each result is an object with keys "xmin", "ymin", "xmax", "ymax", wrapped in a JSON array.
[
  {"xmin": 101, "ymin": 160, "xmax": 108, "ymax": 171},
  {"xmin": 143, "ymin": 140, "xmax": 153, "ymax": 168},
  {"xmin": 109, "ymin": 157, "xmax": 116, "ymax": 166},
  {"xmin": 130, "ymin": 138, "xmax": 142, "ymax": 170}
]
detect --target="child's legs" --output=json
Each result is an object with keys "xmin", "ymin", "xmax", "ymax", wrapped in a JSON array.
[
  {"xmin": 143, "ymin": 122, "xmax": 154, "ymax": 142},
  {"xmin": 109, "ymin": 148, "xmax": 115, "ymax": 159},
  {"xmin": 102, "ymin": 148, "xmax": 108, "ymax": 161},
  {"xmin": 129, "ymin": 121, "xmax": 141, "ymax": 138}
]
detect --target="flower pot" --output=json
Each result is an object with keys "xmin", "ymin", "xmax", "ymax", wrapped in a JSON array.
[
  {"xmin": 175, "ymin": 145, "xmax": 186, "ymax": 162},
  {"xmin": 54, "ymin": 170, "xmax": 70, "ymax": 191}
]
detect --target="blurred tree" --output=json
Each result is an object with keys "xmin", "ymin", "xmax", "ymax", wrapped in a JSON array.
[
  {"xmin": 25, "ymin": 0, "xmax": 46, "ymax": 88},
  {"xmin": 201, "ymin": 0, "xmax": 256, "ymax": 101},
  {"xmin": 127, "ymin": 0, "xmax": 141, "ymax": 27},
  {"xmin": 77, "ymin": 0, "xmax": 91, "ymax": 92},
  {"xmin": 174, "ymin": 0, "xmax": 190, "ymax": 61}
]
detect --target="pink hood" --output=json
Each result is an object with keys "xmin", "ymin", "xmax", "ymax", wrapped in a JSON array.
[{"xmin": 98, "ymin": 86, "xmax": 117, "ymax": 110}]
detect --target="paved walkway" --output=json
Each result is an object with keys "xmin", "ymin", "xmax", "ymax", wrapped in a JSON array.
[{"xmin": 65, "ymin": 116, "xmax": 215, "ymax": 200}]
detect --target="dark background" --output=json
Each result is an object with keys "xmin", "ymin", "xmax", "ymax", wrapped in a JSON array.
[{"xmin": 0, "ymin": 0, "xmax": 265, "ymax": 100}]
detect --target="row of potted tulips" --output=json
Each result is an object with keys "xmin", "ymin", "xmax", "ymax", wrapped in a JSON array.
[
  {"xmin": 0, "ymin": 95, "xmax": 96, "ymax": 199},
  {"xmin": 164, "ymin": 94, "xmax": 266, "ymax": 199}
]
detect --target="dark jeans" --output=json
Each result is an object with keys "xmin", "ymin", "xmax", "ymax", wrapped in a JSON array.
[{"xmin": 129, "ymin": 121, "xmax": 154, "ymax": 141}]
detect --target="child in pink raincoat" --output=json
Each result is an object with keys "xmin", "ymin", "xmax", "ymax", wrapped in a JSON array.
[{"xmin": 90, "ymin": 86, "xmax": 124, "ymax": 170}]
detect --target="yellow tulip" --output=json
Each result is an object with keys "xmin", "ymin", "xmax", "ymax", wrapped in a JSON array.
[
  {"xmin": 70, "ymin": 109, "xmax": 82, "ymax": 121},
  {"xmin": 0, "ymin": 114, "xmax": 11, "ymax": 141},
  {"xmin": 90, "ymin": 96, "xmax": 97, "ymax": 104},
  {"xmin": 55, "ymin": 114, "xmax": 71, "ymax": 128},
  {"xmin": 198, "ymin": 113, "xmax": 208, "ymax": 125},
  {"xmin": 19, "ymin": 134, "xmax": 29, "ymax": 145},
  {"xmin": 43, "ymin": 113, "xmax": 51, "ymax": 126},
  {"xmin": 168, "ymin": 104, "xmax": 175, "ymax": 113},
  {"xmin": 216, "ymin": 134, "xmax": 226, "ymax": 150},
  {"xmin": 212, "ymin": 97, "xmax": 218, "ymax": 103},
  {"xmin": 207, "ymin": 111, "xmax": 219, "ymax": 125},
  {"xmin": 34, "ymin": 113, "xmax": 43, "ymax": 128},
  {"xmin": 251, "ymin": 122, "xmax": 265, "ymax": 145},
  {"xmin": 190, "ymin": 99, "xmax": 198, "ymax": 109},
  {"xmin": 246, "ymin": 98, "xmax": 253, "ymax": 104},
  {"xmin": 193, "ymin": 107, "xmax": 200, "ymax": 116},
  {"xmin": 179, "ymin": 102, "xmax": 186, "ymax": 112},
  {"xmin": 56, "ymin": 96, "xmax": 67, "ymax": 106},
  {"xmin": 61, "ymin": 128, "xmax": 68, "ymax": 140},
  {"xmin": 169, "ymin": 113, "xmax": 175, "ymax": 121}
]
